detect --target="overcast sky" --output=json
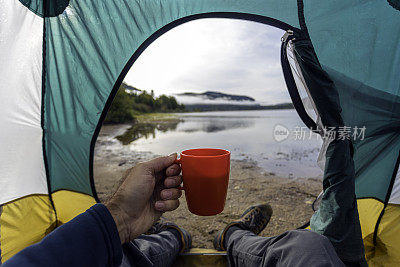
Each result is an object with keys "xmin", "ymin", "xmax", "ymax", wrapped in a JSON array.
[{"xmin": 124, "ymin": 18, "xmax": 290, "ymax": 105}]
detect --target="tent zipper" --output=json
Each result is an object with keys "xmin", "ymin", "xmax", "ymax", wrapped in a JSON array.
[
  {"xmin": 281, "ymin": 30, "xmax": 294, "ymax": 43},
  {"xmin": 280, "ymin": 30, "xmax": 317, "ymax": 131}
]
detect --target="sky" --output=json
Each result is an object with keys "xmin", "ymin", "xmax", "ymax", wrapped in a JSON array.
[{"xmin": 124, "ymin": 18, "xmax": 290, "ymax": 105}]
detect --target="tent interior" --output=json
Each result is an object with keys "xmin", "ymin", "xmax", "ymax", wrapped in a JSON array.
[{"xmin": 0, "ymin": 0, "xmax": 399, "ymax": 266}]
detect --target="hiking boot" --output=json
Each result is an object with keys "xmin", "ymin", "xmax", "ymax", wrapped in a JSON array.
[
  {"xmin": 146, "ymin": 218, "xmax": 192, "ymax": 253},
  {"xmin": 213, "ymin": 204, "xmax": 273, "ymax": 251}
]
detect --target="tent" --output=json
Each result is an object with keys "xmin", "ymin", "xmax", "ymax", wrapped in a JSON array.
[{"xmin": 0, "ymin": 0, "xmax": 399, "ymax": 265}]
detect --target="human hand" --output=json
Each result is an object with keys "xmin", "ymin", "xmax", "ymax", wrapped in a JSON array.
[{"xmin": 105, "ymin": 153, "xmax": 182, "ymax": 243}]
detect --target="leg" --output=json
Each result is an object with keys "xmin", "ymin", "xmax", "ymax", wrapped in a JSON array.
[
  {"xmin": 120, "ymin": 229, "xmax": 181, "ymax": 267},
  {"xmin": 120, "ymin": 220, "xmax": 191, "ymax": 267},
  {"xmin": 226, "ymin": 228, "xmax": 345, "ymax": 267}
]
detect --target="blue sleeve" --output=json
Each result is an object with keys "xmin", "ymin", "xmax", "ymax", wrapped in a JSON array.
[{"xmin": 3, "ymin": 204, "xmax": 123, "ymax": 267}]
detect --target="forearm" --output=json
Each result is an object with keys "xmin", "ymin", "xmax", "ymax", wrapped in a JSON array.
[{"xmin": 3, "ymin": 204, "xmax": 123, "ymax": 267}]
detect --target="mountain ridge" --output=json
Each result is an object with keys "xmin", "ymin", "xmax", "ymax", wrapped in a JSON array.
[
  {"xmin": 184, "ymin": 102, "xmax": 294, "ymax": 112},
  {"xmin": 177, "ymin": 91, "xmax": 255, "ymax": 102}
]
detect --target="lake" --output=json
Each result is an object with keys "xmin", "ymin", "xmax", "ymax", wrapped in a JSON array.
[{"xmin": 101, "ymin": 109, "xmax": 324, "ymax": 179}]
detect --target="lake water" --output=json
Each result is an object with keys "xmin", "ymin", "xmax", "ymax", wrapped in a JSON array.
[{"xmin": 109, "ymin": 109, "xmax": 324, "ymax": 179}]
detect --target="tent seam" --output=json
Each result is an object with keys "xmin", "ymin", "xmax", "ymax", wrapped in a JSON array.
[
  {"xmin": 297, "ymin": 0, "xmax": 310, "ymax": 41},
  {"xmin": 0, "ymin": 194, "xmax": 52, "ymax": 207},
  {"xmin": 41, "ymin": 0, "xmax": 58, "ymax": 224},
  {"xmin": 388, "ymin": 0, "xmax": 400, "ymax": 11},
  {"xmin": 51, "ymin": 189, "xmax": 97, "ymax": 199},
  {"xmin": 296, "ymin": 0, "xmax": 322, "ymax": 67}
]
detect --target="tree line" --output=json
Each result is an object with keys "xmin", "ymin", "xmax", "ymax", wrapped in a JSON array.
[{"xmin": 104, "ymin": 83, "xmax": 185, "ymax": 123}]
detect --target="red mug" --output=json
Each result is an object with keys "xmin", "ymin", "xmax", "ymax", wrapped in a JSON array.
[{"xmin": 175, "ymin": 148, "xmax": 230, "ymax": 216}]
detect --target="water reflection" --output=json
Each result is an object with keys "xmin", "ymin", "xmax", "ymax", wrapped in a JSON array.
[
  {"xmin": 178, "ymin": 117, "xmax": 253, "ymax": 133},
  {"xmin": 116, "ymin": 121, "xmax": 179, "ymax": 145},
  {"xmin": 116, "ymin": 116, "xmax": 254, "ymax": 145}
]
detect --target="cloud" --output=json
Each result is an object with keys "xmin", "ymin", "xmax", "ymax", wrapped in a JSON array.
[{"xmin": 124, "ymin": 18, "xmax": 290, "ymax": 105}]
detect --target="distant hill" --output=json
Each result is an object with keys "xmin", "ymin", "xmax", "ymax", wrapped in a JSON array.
[
  {"xmin": 178, "ymin": 91, "xmax": 255, "ymax": 102},
  {"xmin": 184, "ymin": 102, "xmax": 294, "ymax": 112}
]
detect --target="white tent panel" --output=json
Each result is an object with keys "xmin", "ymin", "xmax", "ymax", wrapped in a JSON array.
[
  {"xmin": 389, "ymin": 168, "xmax": 400, "ymax": 205},
  {"xmin": 0, "ymin": 0, "xmax": 47, "ymax": 204}
]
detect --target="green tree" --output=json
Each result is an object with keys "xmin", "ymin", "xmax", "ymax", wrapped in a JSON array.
[
  {"xmin": 104, "ymin": 85, "xmax": 137, "ymax": 123},
  {"xmin": 104, "ymin": 83, "xmax": 185, "ymax": 124}
]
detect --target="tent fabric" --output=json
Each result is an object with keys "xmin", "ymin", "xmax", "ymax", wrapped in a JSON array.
[
  {"xmin": 300, "ymin": 0, "xmax": 400, "ymax": 205},
  {"xmin": 390, "ymin": 169, "xmax": 400, "ymax": 204},
  {"xmin": 304, "ymin": 1, "xmax": 400, "ymax": 95},
  {"xmin": 52, "ymin": 190, "xmax": 96, "ymax": 224},
  {"xmin": 326, "ymin": 68, "xmax": 400, "ymax": 203},
  {"xmin": 0, "ymin": 195, "xmax": 56, "ymax": 262},
  {"xmin": 1, "ymin": 0, "xmax": 400, "ymax": 265},
  {"xmin": 19, "ymin": 0, "xmax": 69, "ymax": 17},
  {"xmin": 286, "ymin": 35, "xmax": 365, "ymax": 262},
  {"xmin": 0, "ymin": 0, "xmax": 47, "ymax": 204},
  {"xmin": 307, "ymin": 199, "xmax": 400, "ymax": 266},
  {"xmin": 389, "ymin": 0, "xmax": 400, "ymax": 11},
  {"xmin": 371, "ymin": 204, "xmax": 400, "ymax": 265},
  {"xmin": 0, "ymin": 191, "xmax": 95, "ymax": 262},
  {"xmin": 285, "ymin": 39, "xmax": 330, "ymax": 172},
  {"xmin": 358, "ymin": 199, "xmax": 400, "ymax": 265}
]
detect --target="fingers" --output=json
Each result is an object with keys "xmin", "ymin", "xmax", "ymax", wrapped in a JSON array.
[
  {"xmin": 155, "ymin": 188, "xmax": 181, "ymax": 212},
  {"xmin": 166, "ymin": 164, "xmax": 181, "ymax": 177},
  {"xmin": 164, "ymin": 176, "xmax": 182, "ymax": 188},
  {"xmin": 145, "ymin": 153, "xmax": 177, "ymax": 173},
  {"xmin": 155, "ymin": 199, "xmax": 180, "ymax": 212},
  {"xmin": 160, "ymin": 188, "xmax": 182, "ymax": 200}
]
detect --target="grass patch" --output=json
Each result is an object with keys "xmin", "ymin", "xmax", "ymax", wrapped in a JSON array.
[{"xmin": 135, "ymin": 113, "xmax": 181, "ymax": 123}]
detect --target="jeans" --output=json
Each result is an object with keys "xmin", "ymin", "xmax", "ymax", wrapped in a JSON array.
[
  {"xmin": 119, "ymin": 227, "xmax": 358, "ymax": 267},
  {"xmin": 225, "ymin": 228, "xmax": 345, "ymax": 267},
  {"xmin": 120, "ymin": 229, "xmax": 181, "ymax": 267}
]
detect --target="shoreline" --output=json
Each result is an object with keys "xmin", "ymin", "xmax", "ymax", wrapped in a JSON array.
[{"xmin": 94, "ymin": 125, "xmax": 322, "ymax": 248}]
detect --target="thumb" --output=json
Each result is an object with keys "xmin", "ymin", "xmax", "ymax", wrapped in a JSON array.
[{"xmin": 146, "ymin": 153, "xmax": 177, "ymax": 173}]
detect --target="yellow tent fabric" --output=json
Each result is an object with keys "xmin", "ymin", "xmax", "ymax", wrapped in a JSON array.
[
  {"xmin": 0, "ymin": 191, "xmax": 95, "ymax": 261},
  {"xmin": 0, "ymin": 195, "xmax": 56, "ymax": 262},
  {"xmin": 52, "ymin": 190, "xmax": 96, "ymax": 225},
  {"xmin": 358, "ymin": 199, "xmax": 400, "ymax": 266},
  {"xmin": 305, "ymin": 199, "xmax": 400, "ymax": 266}
]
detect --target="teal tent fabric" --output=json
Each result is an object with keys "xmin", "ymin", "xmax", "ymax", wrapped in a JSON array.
[
  {"xmin": 304, "ymin": 1, "xmax": 400, "ymax": 95},
  {"xmin": 301, "ymin": 0, "xmax": 400, "ymax": 202},
  {"xmin": 328, "ymin": 69, "xmax": 400, "ymax": 201}
]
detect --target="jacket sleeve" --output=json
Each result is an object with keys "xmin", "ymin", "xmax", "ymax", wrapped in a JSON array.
[{"xmin": 3, "ymin": 204, "xmax": 123, "ymax": 267}]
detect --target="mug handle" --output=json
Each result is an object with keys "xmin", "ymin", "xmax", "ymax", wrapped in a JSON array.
[{"xmin": 174, "ymin": 157, "xmax": 184, "ymax": 190}]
